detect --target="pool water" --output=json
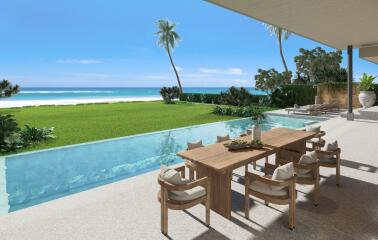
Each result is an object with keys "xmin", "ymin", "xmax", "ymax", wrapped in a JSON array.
[{"xmin": 0, "ymin": 115, "xmax": 323, "ymax": 215}]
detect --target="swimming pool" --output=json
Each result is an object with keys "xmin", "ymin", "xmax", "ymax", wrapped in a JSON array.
[{"xmin": 0, "ymin": 115, "xmax": 324, "ymax": 215}]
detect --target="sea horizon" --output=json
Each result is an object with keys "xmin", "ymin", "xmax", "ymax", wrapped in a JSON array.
[{"xmin": 5, "ymin": 87, "xmax": 267, "ymax": 101}]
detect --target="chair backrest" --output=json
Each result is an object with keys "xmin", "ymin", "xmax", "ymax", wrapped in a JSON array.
[
  {"xmin": 187, "ymin": 140, "xmax": 204, "ymax": 150},
  {"xmin": 216, "ymin": 134, "xmax": 230, "ymax": 143}
]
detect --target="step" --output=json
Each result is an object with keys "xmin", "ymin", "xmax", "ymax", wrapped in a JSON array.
[{"xmin": 341, "ymin": 106, "xmax": 378, "ymax": 120}]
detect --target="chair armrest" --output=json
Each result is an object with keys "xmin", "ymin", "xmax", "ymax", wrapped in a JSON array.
[
  {"xmin": 245, "ymin": 171, "xmax": 296, "ymax": 187},
  {"xmin": 184, "ymin": 160, "xmax": 197, "ymax": 170},
  {"xmin": 316, "ymin": 148, "xmax": 340, "ymax": 156},
  {"xmin": 159, "ymin": 176, "xmax": 209, "ymax": 191},
  {"xmin": 174, "ymin": 165, "xmax": 186, "ymax": 177}
]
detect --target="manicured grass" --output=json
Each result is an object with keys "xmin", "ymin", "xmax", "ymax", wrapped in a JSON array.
[{"xmin": 2, "ymin": 101, "xmax": 240, "ymax": 154}]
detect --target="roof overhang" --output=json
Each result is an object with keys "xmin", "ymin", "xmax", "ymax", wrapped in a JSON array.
[{"xmin": 206, "ymin": 0, "xmax": 378, "ymax": 64}]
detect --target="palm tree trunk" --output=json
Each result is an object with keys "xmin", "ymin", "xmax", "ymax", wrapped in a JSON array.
[
  {"xmin": 167, "ymin": 47, "xmax": 183, "ymax": 93},
  {"xmin": 278, "ymin": 32, "xmax": 289, "ymax": 74}
]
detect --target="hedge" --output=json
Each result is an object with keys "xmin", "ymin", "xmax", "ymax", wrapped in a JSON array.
[
  {"xmin": 270, "ymin": 84, "xmax": 317, "ymax": 108},
  {"xmin": 179, "ymin": 93, "xmax": 265, "ymax": 105}
]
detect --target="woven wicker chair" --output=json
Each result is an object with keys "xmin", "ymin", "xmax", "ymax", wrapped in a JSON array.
[{"xmin": 158, "ymin": 165, "xmax": 210, "ymax": 235}]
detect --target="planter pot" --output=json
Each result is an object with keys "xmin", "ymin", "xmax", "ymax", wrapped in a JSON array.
[
  {"xmin": 250, "ymin": 125, "xmax": 261, "ymax": 141},
  {"xmin": 358, "ymin": 91, "xmax": 376, "ymax": 108}
]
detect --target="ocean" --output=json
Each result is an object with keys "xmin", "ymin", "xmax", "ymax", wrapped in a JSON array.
[{"xmin": 5, "ymin": 87, "xmax": 267, "ymax": 101}]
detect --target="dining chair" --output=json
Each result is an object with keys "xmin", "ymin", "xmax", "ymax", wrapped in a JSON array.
[
  {"xmin": 216, "ymin": 134, "xmax": 230, "ymax": 143},
  {"xmin": 304, "ymin": 125, "xmax": 326, "ymax": 151},
  {"xmin": 158, "ymin": 165, "xmax": 210, "ymax": 235},
  {"xmin": 316, "ymin": 140, "xmax": 341, "ymax": 186},
  {"xmin": 277, "ymin": 152, "xmax": 320, "ymax": 206},
  {"xmin": 185, "ymin": 140, "xmax": 204, "ymax": 180},
  {"xmin": 245, "ymin": 162, "xmax": 297, "ymax": 230}
]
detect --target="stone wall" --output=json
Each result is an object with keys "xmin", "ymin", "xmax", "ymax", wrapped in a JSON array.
[{"xmin": 317, "ymin": 83, "xmax": 360, "ymax": 109}]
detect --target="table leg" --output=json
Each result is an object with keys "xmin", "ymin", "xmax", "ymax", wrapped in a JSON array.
[{"xmin": 196, "ymin": 165, "xmax": 232, "ymax": 219}]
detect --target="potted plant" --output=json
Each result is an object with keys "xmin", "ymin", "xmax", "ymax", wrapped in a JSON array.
[
  {"xmin": 250, "ymin": 109, "xmax": 266, "ymax": 142},
  {"xmin": 358, "ymin": 73, "xmax": 377, "ymax": 108}
]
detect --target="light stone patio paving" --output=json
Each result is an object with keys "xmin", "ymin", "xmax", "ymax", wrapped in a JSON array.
[{"xmin": 0, "ymin": 116, "xmax": 377, "ymax": 240}]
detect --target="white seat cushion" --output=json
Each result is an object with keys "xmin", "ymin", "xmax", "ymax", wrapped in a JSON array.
[
  {"xmin": 169, "ymin": 186, "xmax": 206, "ymax": 202},
  {"xmin": 271, "ymin": 162, "xmax": 294, "ymax": 190},
  {"xmin": 160, "ymin": 169, "xmax": 190, "ymax": 185},
  {"xmin": 325, "ymin": 140, "xmax": 338, "ymax": 151},
  {"xmin": 306, "ymin": 125, "xmax": 321, "ymax": 132},
  {"xmin": 321, "ymin": 140, "xmax": 339, "ymax": 160},
  {"xmin": 187, "ymin": 140, "xmax": 204, "ymax": 150},
  {"xmin": 297, "ymin": 152, "xmax": 317, "ymax": 174},
  {"xmin": 307, "ymin": 138, "xmax": 325, "ymax": 144},
  {"xmin": 250, "ymin": 180, "xmax": 288, "ymax": 197}
]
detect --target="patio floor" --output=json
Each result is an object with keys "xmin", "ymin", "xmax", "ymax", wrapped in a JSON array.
[{"xmin": 0, "ymin": 116, "xmax": 377, "ymax": 240}]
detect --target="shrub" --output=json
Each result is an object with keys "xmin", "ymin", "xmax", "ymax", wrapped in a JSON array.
[
  {"xmin": 160, "ymin": 86, "xmax": 180, "ymax": 104},
  {"xmin": 180, "ymin": 93, "xmax": 221, "ymax": 104},
  {"xmin": 270, "ymin": 84, "xmax": 317, "ymax": 108},
  {"xmin": 21, "ymin": 125, "xmax": 55, "ymax": 145},
  {"xmin": 212, "ymin": 105, "xmax": 272, "ymax": 118},
  {"xmin": 0, "ymin": 114, "xmax": 55, "ymax": 152}
]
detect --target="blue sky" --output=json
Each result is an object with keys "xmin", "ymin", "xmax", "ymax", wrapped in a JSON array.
[{"xmin": 1, "ymin": 0, "xmax": 377, "ymax": 88}]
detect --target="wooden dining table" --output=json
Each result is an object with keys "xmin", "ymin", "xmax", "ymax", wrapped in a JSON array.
[{"xmin": 177, "ymin": 128, "xmax": 316, "ymax": 219}]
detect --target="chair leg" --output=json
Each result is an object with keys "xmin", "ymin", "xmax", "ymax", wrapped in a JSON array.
[
  {"xmin": 314, "ymin": 181, "xmax": 320, "ymax": 206},
  {"xmin": 161, "ymin": 187, "xmax": 168, "ymax": 235},
  {"xmin": 288, "ymin": 185, "xmax": 296, "ymax": 230},
  {"xmin": 253, "ymin": 161, "xmax": 257, "ymax": 170},
  {"xmin": 336, "ymin": 165, "xmax": 340, "ymax": 186},
  {"xmin": 244, "ymin": 189, "xmax": 250, "ymax": 219},
  {"xmin": 189, "ymin": 168, "xmax": 195, "ymax": 181},
  {"xmin": 205, "ymin": 183, "xmax": 211, "ymax": 226}
]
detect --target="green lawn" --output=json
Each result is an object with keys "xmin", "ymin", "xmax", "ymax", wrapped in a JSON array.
[{"xmin": 2, "ymin": 101, "xmax": 240, "ymax": 154}]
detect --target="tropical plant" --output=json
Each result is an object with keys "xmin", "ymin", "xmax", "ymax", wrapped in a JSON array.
[
  {"xmin": 0, "ymin": 79, "xmax": 20, "ymax": 98},
  {"xmin": 359, "ymin": 73, "xmax": 376, "ymax": 91},
  {"xmin": 219, "ymin": 86, "xmax": 252, "ymax": 106},
  {"xmin": 156, "ymin": 19, "xmax": 183, "ymax": 93},
  {"xmin": 212, "ymin": 105, "xmax": 269, "ymax": 118},
  {"xmin": 0, "ymin": 114, "xmax": 21, "ymax": 151},
  {"xmin": 160, "ymin": 86, "xmax": 180, "ymax": 104},
  {"xmin": 264, "ymin": 24, "xmax": 291, "ymax": 73},
  {"xmin": 254, "ymin": 68, "xmax": 292, "ymax": 92},
  {"xmin": 294, "ymin": 47, "xmax": 346, "ymax": 84},
  {"xmin": 20, "ymin": 125, "xmax": 56, "ymax": 145}
]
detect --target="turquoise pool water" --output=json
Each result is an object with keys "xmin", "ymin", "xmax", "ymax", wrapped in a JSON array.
[{"xmin": 0, "ymin": 115, "xmax": 323, "ymax": 215}]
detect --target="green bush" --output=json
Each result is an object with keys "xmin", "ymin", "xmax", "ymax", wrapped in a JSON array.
[
  {"xmin": 160, "ymin": 86, "xmax": 180, "ymax": 104},
  {"xmin": 0, "ymin": 114, "xmax": 55, "ymax": 152},
  {"xmin": 212, "ymin": 105, "xmax": 272, "ymax": 118},
  {"xmin": 270, "ymin": 84, "xmax": 317, "ymax": 108},
  {"xmin": 180, "ymin": 87, "xmax": 266, "ymax": 106}
]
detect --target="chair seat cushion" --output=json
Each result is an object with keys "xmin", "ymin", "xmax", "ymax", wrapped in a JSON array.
[
  {"xmin": 306, "ymin": 125, "xmax": 321, "ymax": 132},
  {"xmin": 187, "ymin": 140, "xmax": 204, "ymax": 150},
  {"xmin": 169, "ymin": 186, "xmax": 206, "ymax": 202},
  {"xmin": 160, "ymin": 168, "xmax": 190, "ymax": 185},
  {"xmin": 271, "ymin": 162, "xmax": 294, "ymax": 190},
  {"xmin": 297, "ymin": 152, "xmax": 317, "ymax": 174},
  {"xmin": 307, "ymin": 138, "xmax": 325, "ymax": 145},
  {"xmin": 250, "ymin": 180, "xmax": 288, "ymax": 197}
]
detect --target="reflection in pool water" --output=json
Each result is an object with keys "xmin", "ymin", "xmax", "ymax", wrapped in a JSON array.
[{"xmin": 0, "ymin": 115, "xmax": 322, "ymax": 214}]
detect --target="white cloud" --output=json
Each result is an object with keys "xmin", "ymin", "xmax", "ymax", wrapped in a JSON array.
[
  {"xmin": 199, "ymin": 67, "xmax": 244, "ymax": 75},
  {"xmin": 56, "ymin": 59, "xmax": 102, "ymax": 64}
]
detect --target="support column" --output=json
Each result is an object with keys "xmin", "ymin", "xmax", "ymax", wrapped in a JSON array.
[{"xmin": 347, "ymin": 45, "xmax": 354, "ymax": 121}]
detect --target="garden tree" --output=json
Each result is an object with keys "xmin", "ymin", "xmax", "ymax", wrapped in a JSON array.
[
  {"xmin": 0, "ymin": 79, "xmax": 19, "ymax": 98},
  {"xmin": 254, "ymin": 68, "xmax": 292, "ymax": 92},
  {"xmin": 294, "ymin": 47, "xmax": 347, "ymax": 84},
  {"xmin": 156, "ymin": 19, "xmax": 183, "ymax": 93},
  {"xmin": 264, "ymin": 24, "xmax": 292, "ymax": 74}
]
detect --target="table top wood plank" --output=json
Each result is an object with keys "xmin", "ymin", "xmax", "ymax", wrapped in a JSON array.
[{"xmin": 177, "ymin": 128, "xmax": 316, "ymax": 172}]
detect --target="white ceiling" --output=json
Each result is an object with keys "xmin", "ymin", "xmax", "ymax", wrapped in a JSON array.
[{"xmin": 207, "ymin": 0, "xmax": 378, "ymax": 64}]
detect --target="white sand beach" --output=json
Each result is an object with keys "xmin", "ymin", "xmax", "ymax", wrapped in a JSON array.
[{"xmin": 0, "ymin": 97, "xmax": 162, "ymax": 108}]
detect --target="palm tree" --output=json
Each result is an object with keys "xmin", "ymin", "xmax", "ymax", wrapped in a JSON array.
[
  {"xmin": 264, "ymin": 24, "xmax": 291, "ymax": 74},
  {"xmin": 156, "ymin": 19, "xmax": 183, "ymax": 93},
  {"xmin": 0, "ymin": 79, "xmax": 19, "ymax": 98}
]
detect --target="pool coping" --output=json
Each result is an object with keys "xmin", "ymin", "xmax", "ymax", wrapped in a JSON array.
[{"xmin": 2, "ymin": 113, "xmax": 327, "ymax": 159}]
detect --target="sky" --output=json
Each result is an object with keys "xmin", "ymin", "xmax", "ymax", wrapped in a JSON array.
[{"xmin": 1, "ymin": 0, "xmax": 377, "ymax": 88}]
